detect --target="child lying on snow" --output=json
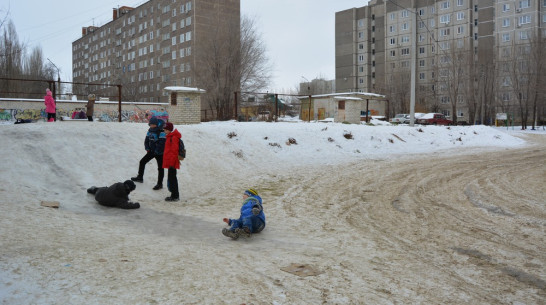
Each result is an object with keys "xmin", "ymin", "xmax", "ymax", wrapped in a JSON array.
[
  {"xmin": 87, "ymin": 180, "xmax": 140, "ymax": 209},
  {"xmin": 222, "ymin": 188, "xmax": 266, "ymax": 239}
]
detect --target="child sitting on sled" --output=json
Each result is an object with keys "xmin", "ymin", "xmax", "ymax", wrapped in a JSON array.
[{"xmin": 222, "ymin": 188, "xmax": 266, "ymax": 240}]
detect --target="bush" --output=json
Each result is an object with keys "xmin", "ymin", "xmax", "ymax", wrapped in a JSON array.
[{"xmin": 343, "ymin": 131, "xmax": 353, "ymax": 140}]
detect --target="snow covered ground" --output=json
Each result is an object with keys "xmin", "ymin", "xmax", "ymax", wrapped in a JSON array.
[{"xmin": 0, "ymin": 119, "xmax": 544, "ymax": 304}]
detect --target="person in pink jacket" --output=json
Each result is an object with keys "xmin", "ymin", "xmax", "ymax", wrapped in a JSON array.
[{"xmin": 44, "ymin": 88, "xmax": 56, "ymax": 122}]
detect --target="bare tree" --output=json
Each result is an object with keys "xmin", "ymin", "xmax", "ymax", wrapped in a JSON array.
[
  {"xmin": 0, "ymin": 20, "xmax": 24, "ymax": 96},
  {"xmin": 508, "ymin": 40, "xmax": 534, "ymax": 129},
  {"xmin": 476, "ymin": 62, "xmax": 496, "ymax": 125},
  {"xmin": 527, "ymin": 31, "xmax": 546, "ymax": 130},
  {"xmin": 194, "ymin": 15, "xmax": 271, "ymax": 120}
]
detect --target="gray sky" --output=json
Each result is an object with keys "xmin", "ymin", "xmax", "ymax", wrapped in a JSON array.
[{"xmin": 3, "ymin": 0, "xmax": 369, "ymax": 92}]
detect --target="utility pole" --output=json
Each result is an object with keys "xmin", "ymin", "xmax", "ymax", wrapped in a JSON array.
[
  {"xmin": 47, "ymin": 58, "xmax": 61, "ymax": 100},
  {"xmin": 409, "ymin": 1, "xmax": 416, "ymax": 126}
]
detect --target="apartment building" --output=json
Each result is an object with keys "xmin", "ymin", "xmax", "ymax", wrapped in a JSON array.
[
  {"xmin": 336, "ymin": 0, "xmax": 545, "ymax": 124},
  {"xmin": 72, "ymin": 0, "xmax": 240, "ymax": 104}
]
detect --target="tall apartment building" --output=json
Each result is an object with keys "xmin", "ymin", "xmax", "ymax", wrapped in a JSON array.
[
  {"xmin": 336, "ymin": 0, "xmax": 545, "ymax": 124},
  {"xmin": 72, "ymin": 0, "xmax": 240, "ymax": 104}
]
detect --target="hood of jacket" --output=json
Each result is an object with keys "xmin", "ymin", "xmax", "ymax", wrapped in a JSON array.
[{"xmin": 167, "ymin": 128, "xmax": 181, "ymax": 140}]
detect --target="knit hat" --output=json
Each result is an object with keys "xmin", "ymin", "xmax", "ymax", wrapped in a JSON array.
[
  {"xmin": 164, "ymin": 122, "xmax": 174, "ymax": 131},
  {"xmin": 88, "ymin": 94, "xmax": 96, "ymax": 100},
  {"xmin": 244, "ymin": 188, "xmax": 258, "ymax": 197},
  {"xmin": 124, "ymin": 180, "xmax": 136, "ymax": 192},
  {"xmin": 148, "ymin": 116, "xmax": 159, "ymax": 126}
]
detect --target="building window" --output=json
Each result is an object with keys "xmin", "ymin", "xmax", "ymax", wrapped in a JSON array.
[
  {"xmin": 390, "ymin": 38, "xmax": 396, "ymax": 45},
  {"xmin": 401, "ymin": 61, "xmax": 409, "ymax": 68},
  {"xmin": 441, "ymin": 28, "xmax": 450, "ymax": 36},
  {"xmin": 503, "ymin": 4, "xmax": 510, "ymax": 12},
  {"xmin": 401, "ymin": 36, "xmax": 410, "ymax": 43},
  {"xmin": 457, "ymin": 12, "xmax": 465, "ymax": 20},
  {"xmin": 358, "ymin": 19, "xmax": 364, "ymax": 27},
  {"xmin": 358, "ymin": 55, "xmax": 364, "ymax": 62},
  {"xmin": 419, "ymin": 47, "xmax": 425, "ymax": 54},
  {"xmin": 441, "ymin": 1, "xmax": 450, "ymax": 10},
  {"xmin": 419, "ymin": 72, "xmax": 425, "ymax": 80},
  {"xmin": 419, "ymin": 21, "xmax": 425, "ymax": 29},
  {"xmin": 519, "ymin": 0, "xmax": 530, "ymax": 9},
  {"xmin": 419, "ymin": 59, "xmax": 425, "ymax": 67},
  {"xmin": 502, "ymin": 33, "xmax": 510, "ymax": 42},
  {"xmin": 440, "ymin": 14, "xmax": 451, "ymax": 24},
  {"xmin": 401, "ymin": 22, "xmax": 408, "ymax": 30},
  {"xmin": 389, "ymin": 25, "xmax": 395, "ymax": 33},
  {"xmin": 519, "ymin": 15, "xmax": 531, "ymax": 25},
  {"xmin": 457, "ymin": 26, "xmax": 464, "ymax": 34},
  {"xmin": 520, "ymin": 31, "xmax": 529, "ymax": 40},
  {"xmin": 441, "ymin": 96, "xmax": 450, "ymax": 104},
  {"xmin": 503, "ymin": 18, "xmax": 510, "ymax": 27},
  {"xmin": 401, "ymin": 10, "xmax": 409, "ymax": 18},
  {"xmin": 419, "ymin": 9, "xmax": 425, "ymax": 16},
  {"xmin": 502, "ymin": 92, "xmax": 510, "ymax": 101},
  {"xmin": 186, "ymin": 31, "xmax": 192, "ymax": 41},
  {"xmin": 390, "ymin": 50, "xmax": 396, "ymax": 57},
  {"xmin": 457, "ymin": 0, "xmax": 464, "ymax": 6},
  {"xmin": 358, "ymin": 32, "xmax": 364, "ymax": 39},
  {"xmin": 401, "ymin": 48, "xmax": 410, "ymax": 55},
  {"xmin": 390, "ymin": 12, "xmax": 395, "ymax": 20},
  {"xmin": 358, "ymin": 43, "xmax": 364, "ymax": 50}
]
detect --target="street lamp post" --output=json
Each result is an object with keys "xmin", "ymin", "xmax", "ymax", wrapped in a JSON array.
[
  {"xmin": 302, "ymin": 76, "xmax": 311, "ymax": 122},
  {"xmin": 47, "ymin": 58, "xmax": 61, "ymax": 100}
]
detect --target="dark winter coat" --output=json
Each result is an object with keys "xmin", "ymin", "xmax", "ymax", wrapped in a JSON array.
[
  {"xmin": 162, "ymin": 129, "xmax": 184, "ymax": 169},
  {"xmin": 144, "ymin": 126, "xmax": 166, "ymax": 155},
  {"xmin": 94, "ymin": 182, "xmax": 140, "ymax": 209},
  {"xmin": 86, "ymin": 99, "xmax": 95, "ymax": 117}
]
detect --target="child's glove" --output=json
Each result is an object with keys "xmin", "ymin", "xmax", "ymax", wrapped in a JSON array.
[
  {"xmin": 223, "ymin": 218, "xmax": 229, "ymax": 224},
  {"xmin": 252, "ymin": 207, "xmax": 260, "ymax": 215}
]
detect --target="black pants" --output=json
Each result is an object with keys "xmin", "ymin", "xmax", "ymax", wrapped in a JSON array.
[
  {"xmin": 138, "ymin": 151, "xmax": 164, "ymax": 185},
  {"xmin": 167, "ymin": 167, "xmax": 179, "ymax": 198},
  {"xmin": 87, "ymin": 116, "xmax": 93, "ymax": 121},
  {"xmin": 47, "ymin": 113, "xmax": 56, "ymax": 121}
]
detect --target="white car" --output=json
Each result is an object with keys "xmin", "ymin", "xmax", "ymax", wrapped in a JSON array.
[{"xmin": 389, "ymin": 114, "xmax": 409, "ymax": 124}]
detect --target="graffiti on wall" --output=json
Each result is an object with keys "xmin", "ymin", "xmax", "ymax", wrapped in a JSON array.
[{"xmin": 0, "ymin": 106, "xmax": 169, "ymax": 123}]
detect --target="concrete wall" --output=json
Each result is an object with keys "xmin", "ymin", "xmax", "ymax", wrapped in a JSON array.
[{"xmin": 0, "ymin": 99, "xmax": 169, "ymax": 123}]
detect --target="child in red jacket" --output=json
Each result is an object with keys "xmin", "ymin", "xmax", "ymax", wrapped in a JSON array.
[{"xmin": 162, "ymin": 122, "xmax": 185, "ymax": 201}]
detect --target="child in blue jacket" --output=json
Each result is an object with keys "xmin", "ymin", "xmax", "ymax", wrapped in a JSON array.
[
  {"xmin": 131, "ymin": 116, "xmax": 166, "ymax": 190},
  {"xmin": 222, "ymin": 189, "xmax": 266, "ymax": 240}
]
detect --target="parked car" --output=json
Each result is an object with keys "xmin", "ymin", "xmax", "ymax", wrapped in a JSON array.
[
  {"xmin": 390, "ymin": 114, "xmax": 409, "ymax": 124},
  {"xmin": 416, "ymin": 113, "xmax": 453, "ymax": 125}
]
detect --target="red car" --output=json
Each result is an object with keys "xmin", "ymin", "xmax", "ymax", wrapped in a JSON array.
[{"xmin": 416, "ymin": 113, "xmax": 453, "ymax": 125}]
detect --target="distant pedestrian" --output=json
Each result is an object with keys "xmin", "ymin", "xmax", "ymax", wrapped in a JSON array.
[
  {"xmin": 44, "ymin": 88, "xmax": 56, "ymax": 122},
  {"xmin": 86, "ymin": 180, "xmax": 140, "ymax": 209},
  {"xmin": 131, "ymin": 116, "xmax": 166, "ymax": 190},
  {"xmin": 162, "ymin": 122, "xmax": 185, "ymax": 202},
  {"xmin": 86, "ymin": 94, "xmax": 95, "ymax": 121}
]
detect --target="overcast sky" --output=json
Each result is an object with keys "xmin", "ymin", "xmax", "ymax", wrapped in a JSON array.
[{"xmin": 2, "ymin": 0, "xmax": 369, "ymax": 92}]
